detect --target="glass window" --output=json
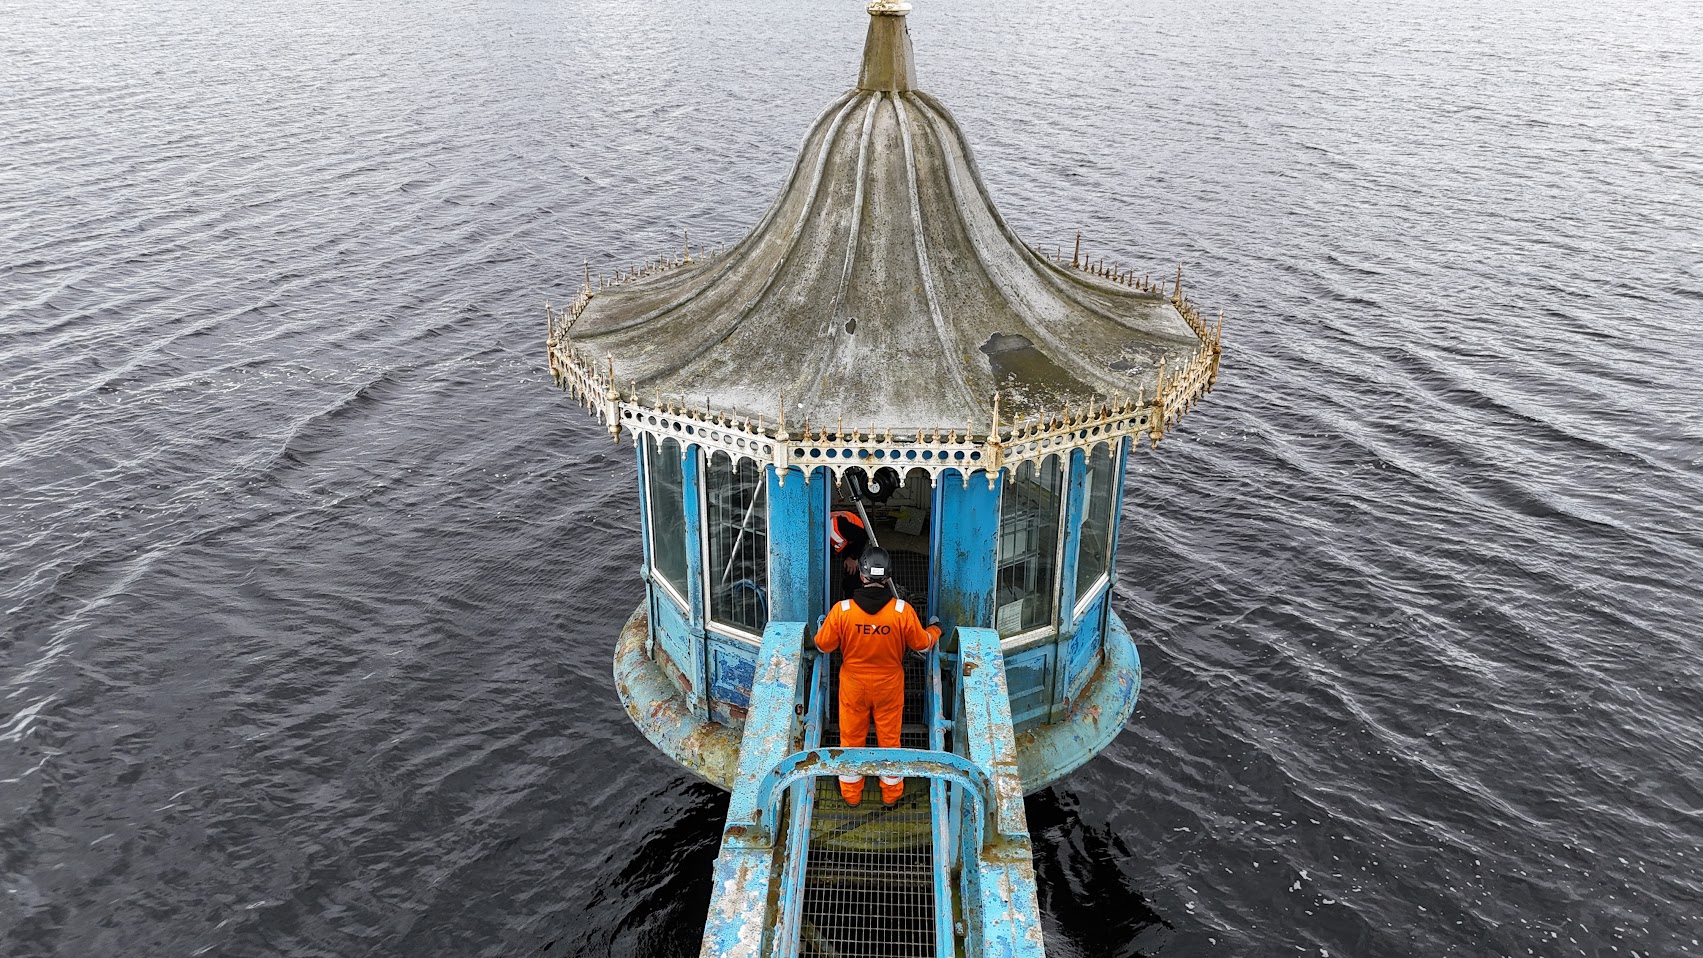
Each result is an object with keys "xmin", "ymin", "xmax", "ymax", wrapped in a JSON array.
[
  {"xmin": 706, "ymin": 453, "xmax": 769, "ymax": 634},
  {"xmin": 645, "ymin": 435, "xmax": 689, "ymax": 599},
  {"xmin": 1075, "ymin": 443, "xmax": 1118, "ymax": 599},
  {"xmin": 996, "ymin": 455, "xmax": 1064, "ymax": 637}
]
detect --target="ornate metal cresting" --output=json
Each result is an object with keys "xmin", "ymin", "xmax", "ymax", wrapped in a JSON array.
[{"xmin": 546, "ymin": 240, "xmax": 1223, "ymax": 485}]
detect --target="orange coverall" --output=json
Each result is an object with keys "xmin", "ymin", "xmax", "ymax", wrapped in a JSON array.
[{"xmin": 812, "ymin": 592, "xmax": 941, "ymax": 805}]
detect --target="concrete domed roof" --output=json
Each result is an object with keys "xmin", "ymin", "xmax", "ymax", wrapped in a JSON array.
[{"xmin": 557, "ymin": 5, "xmax": 1211, "ymax": 434}]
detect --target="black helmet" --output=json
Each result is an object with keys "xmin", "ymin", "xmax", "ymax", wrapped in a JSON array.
[{"xmin": 858, "ymin": 546, "xmax": 893, "ymax": 582}]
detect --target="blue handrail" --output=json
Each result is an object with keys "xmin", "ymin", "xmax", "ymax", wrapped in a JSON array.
[
  {"xmin": 752, "ymin": 746, "xmax": 993, "ymax": 854},
  {"xmin": 769, "ymin": 654, "xmax": 826, "ymax": 958}
]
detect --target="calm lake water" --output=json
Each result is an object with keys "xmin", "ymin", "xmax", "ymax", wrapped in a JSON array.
[{"xmin": 3, "ymin": 0, "xmax": 1700, "ymax": 955}]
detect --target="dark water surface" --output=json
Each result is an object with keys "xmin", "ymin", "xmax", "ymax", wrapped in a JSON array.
[{"xmin": 3, "ymin": 0, "xmax": 1701, "ymax": 955}]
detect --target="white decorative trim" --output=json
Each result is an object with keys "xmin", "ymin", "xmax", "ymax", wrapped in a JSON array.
[
  {"xmin": 1073, "ymin": 574, "xmax": 1110, "ymax": 621},
  {"xmin": 544, "ymin": 250, "xmax": 1224, "ymax": 484}
]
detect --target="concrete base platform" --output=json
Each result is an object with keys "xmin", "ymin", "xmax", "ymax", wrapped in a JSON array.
[{"xmin": 612, "ymin": 603, "xmax": 1141, "ymax": 794}]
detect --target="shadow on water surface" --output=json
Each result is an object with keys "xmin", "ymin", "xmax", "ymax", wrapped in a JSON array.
[
  {"xmin": 1028, "ymin": 789, "xmax": 1171, "ymax": 958},
  {"xmin": 544, "ymin": 780, "xmax": 728, "ymax": 958}
]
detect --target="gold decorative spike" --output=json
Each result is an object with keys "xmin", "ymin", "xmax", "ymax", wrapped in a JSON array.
[{"xmin": 1072, "ymin": 232, "xmax": 1082, "ymax": 269}]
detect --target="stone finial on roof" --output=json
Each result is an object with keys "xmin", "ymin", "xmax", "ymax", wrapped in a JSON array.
[{"xmin": 860, "ymin": 0, "xmax": 917, "ymax": 92}]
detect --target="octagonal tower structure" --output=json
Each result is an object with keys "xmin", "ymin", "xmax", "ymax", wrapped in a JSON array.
[{"xmin": 546, "ymin": 1, "xmax": 1222, "ymax": 794}]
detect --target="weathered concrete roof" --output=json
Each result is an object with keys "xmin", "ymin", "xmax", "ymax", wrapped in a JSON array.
[{"xmin": 560, "ymin": 6, "xmax": 1208, "ymax": 433}]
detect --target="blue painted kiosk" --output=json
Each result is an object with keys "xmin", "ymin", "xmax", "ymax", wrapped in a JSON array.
[{"xmin": 545, "ymin": 3, "xmax": 1222, "ymax": 954}]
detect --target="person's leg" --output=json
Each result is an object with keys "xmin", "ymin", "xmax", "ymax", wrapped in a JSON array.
[
  {"xmin": 873, "ymin": 679, "xmax": 906, "ymax": 805},
  {"xmin": 838, "ymin": 676, "xmax": 871, "ymax": 805}
]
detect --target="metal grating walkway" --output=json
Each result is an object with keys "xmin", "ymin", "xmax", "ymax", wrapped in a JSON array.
[
  {"xmin": 699, "ymin": 623, "xmax": 1043, "ymax": 958},
  {"xmin": 797, "ymin": 651, "xmax": 938, "ymax": 957},
  {"xmin": 797, "ymin": 779, "xmax": 936, "ymax": 957}
]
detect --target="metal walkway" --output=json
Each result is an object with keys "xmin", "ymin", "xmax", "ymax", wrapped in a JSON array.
[
  {"xmin": 700, "ymin": 624, "xmax": 1044, "ymax": 958},
  {"xmin": 787, "ymin": 648, "xmax": 942, "ymax": 957},
  {"xmin": 797, "ymin": 777, "xmax": 936, "ymax": 957}
]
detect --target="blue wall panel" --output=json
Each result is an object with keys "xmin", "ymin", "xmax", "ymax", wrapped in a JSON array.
[
  {"xmin": 807, "ymin": 467, "xmax": 829, "ymax": 624},
  {"xmin": 679, "ymin": 445, "xmax": 708, "ymax": 715},
  {"xmin": 935, "ymin": 468, "xmax": 1000, "ymax": 638},
  {"xmin": 650, "ymin": 585, "xmax": 697, "ymax": 698},
  {"xmin": 1004, "ymin": 641, "xmax": 1054, "ymax": 732},
  {"xmin": 634, "ymin": 441, "xmax": 653, "ymax": 580},
  {"xmin": 707, "ymin": 635, "xmax": 758, "ymax": 714},
  {"xmin": 681, "ymin": 446, "xmax": 706, "ymax": 624},
  {"xmin": 1065, "ymin": 586, "xmax": 1107, "ymax": 701},
  {"xmin": 767, "ymin": 465, "xmax": 817, "ymax": 624}
]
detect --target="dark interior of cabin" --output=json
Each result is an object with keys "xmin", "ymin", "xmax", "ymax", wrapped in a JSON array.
[{"xmin": 830, "ymin": 467, "xmax": 935, "ymax": 616}]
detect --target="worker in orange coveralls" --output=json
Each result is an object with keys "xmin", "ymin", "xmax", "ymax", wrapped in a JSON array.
[
  {"xmin": 812, "ymin": 546, "xmax": 942, "ymax": 807},
  {"xmin": 828, "ymin": 509, "xmax": 868, "ymax": 602}
]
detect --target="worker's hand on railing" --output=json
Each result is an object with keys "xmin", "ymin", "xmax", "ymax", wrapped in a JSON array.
[{"xmin": 939, "ymin": 626, "xmax": 959, "ymax": 654}]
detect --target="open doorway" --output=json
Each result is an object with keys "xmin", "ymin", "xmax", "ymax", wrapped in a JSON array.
[
  {"xmin": 828, "ymin": 467, "xmax": 935, "ymax": 615},
  {"xmin": 824, "ymin": 466, "xmax": 939, "ymax": 754}
]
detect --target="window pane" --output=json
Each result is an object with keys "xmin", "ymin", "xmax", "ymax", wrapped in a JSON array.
[
  {"xmin": 1075, "ymin": 443, "xmax": 1118, "ymax": 598},
  {"xmin": 996, "ymin": 456, "xmax": 1063, "ymax": 637},
  {"xmin": 646, "ymin": 435, "xmax": 689, "ymax": 598},
  {"xmin": 706, "ymin": 454, "xmax": 769, "ymax": 633}
]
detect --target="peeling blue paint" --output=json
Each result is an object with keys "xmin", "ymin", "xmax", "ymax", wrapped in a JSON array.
[
  {"xmin": 707, "ymin": 637, "xmax": 758, "ymax": 712},
  {"xmin": 936, "ymin": 468, "xmax": 1000, "ymax": 638},
  {"xmin": 765, "ymin": 465, "xmax": 817, "ymax": 623}
]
